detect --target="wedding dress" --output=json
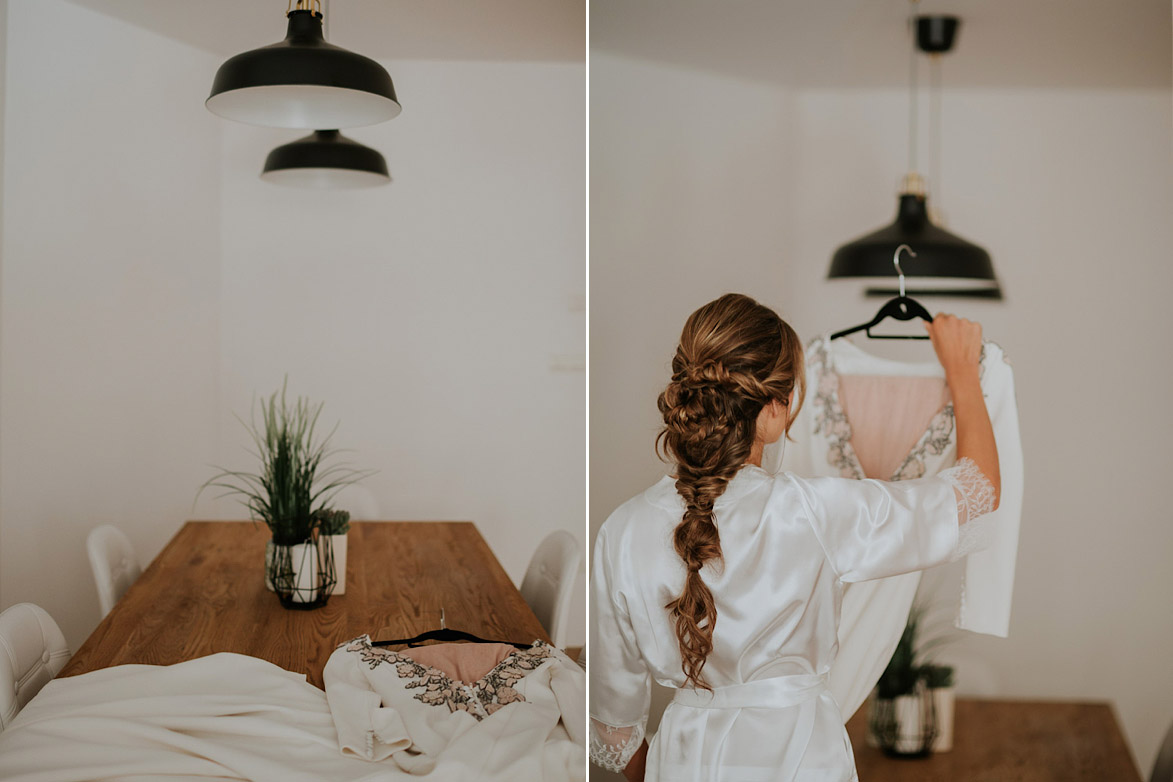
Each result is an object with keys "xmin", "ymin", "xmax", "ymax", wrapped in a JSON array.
[{"xmin": 764, "ymin": 335, "xmax": 1023, "ymax": 719}]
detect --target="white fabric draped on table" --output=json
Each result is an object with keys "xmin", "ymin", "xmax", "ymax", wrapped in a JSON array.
[{"xmin": 0, "ymin": 643, "xmax": 585, "ymax": 782}]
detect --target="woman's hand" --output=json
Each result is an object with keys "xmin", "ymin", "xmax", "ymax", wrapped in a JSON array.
[{"xmin": 924, "ymin": 313, "xmax": 982, "ymax": 380}]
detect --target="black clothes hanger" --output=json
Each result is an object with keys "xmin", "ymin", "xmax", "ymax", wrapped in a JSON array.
[
  {"xmin": 372, "ymin": 628, "xmax": 533, "ymax": 651},
  {"xmin": 371, "ymin": 609, "xmax": 534, "ymax": 650},
  {"xmin": 830, "ymin": 244, "xmax": 933, "ymax": 341}
]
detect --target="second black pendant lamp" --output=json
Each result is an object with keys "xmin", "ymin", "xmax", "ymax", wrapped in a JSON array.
[
  {"xmin": 261, "ymin": 130, "xmax": 390, "ymax": 188},
  {"xmin": 829, "ymin": 3, "xmax": 1001, "ymax": 299},
  {"xmin": 207, "ymin": 0, "xmax": 400, "ymax": 129}
]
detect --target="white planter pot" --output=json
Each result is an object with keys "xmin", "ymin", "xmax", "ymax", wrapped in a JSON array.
[
  {"xmin": 265, "ymin": 541, "xmax": 276, "ymax": 591},
  {"xmin": 871, "ymin": 688, "xmax": 937, "ymax": 756},
  {"xmin": 893, "ymin": 694, "xmax": 926, "ymax": 754},
  {"xmin": 328, "ymin": 532, "xmax": 347, "ymax": 595},
  {"xmin": 930, "ymin": 687, "xmax": 954, "ymax": 752},
  {"xmin": 265, "ymin": 539, "xmax": 331, "ymax": 604},
  {"xmin": 286, "ymin": 541, "xmax": 321, "ymax": 604}
]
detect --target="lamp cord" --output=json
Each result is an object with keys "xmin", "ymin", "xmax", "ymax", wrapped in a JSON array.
[
  {"xmin": 929, "ymin": 53, "xmax": 941, "ymax": 210},
  {"xmin": 907, "ymin": 0, "xmax": 920, "ymax": 176}
]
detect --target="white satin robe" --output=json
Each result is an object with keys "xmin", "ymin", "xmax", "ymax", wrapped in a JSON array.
[{"xmin": 589, "ymin": 457, "xmax": 994, "ymax": 781}]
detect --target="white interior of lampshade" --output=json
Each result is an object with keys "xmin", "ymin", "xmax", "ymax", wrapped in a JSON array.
[
  {"xmin": 260, "ymin": 166, "xmax": 390, "ymax": 189},
  {"xmin": 831, "ymin": 275, "xmax": 1000, "ymax": 291},
  {"xmin": 206, "ymin": 84, "xmax": 401, "ymax": 129}
]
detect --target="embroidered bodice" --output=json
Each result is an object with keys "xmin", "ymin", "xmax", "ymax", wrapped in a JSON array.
[{"xmin": 324, "ymin": 636, "xmax": 585, "ymax": 780}]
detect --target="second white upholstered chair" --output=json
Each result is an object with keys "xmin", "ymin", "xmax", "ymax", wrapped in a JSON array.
[
  {"xmin": 1153, "ymin": 718, "xmax": 1173, "ymax": 782},
  {"xmin": 86, "ymin": 525, "xmax": 142, "ymax": 618},
  {"xmin": 0, "ymin": 603, "xmax": 70, "ymax": 731},
  {"xmin": 519, "ymin": 530, "xmax": 582, "ymax": 649}
]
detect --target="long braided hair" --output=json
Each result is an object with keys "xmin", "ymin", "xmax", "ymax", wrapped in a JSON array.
[{"xmin": 655, "ymin": 293, "xmax": 805, "ymax": 689}]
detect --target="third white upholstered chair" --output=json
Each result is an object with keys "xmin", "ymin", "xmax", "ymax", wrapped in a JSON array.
[
  {"xmin": 519, "ymin": 530, "xmax": 582, "ymax": 649},
  {"xmin": 1153, "ymin": 718, "xmax": 1173, "ymax": 782},
  {"xmin": 0, "ymin": 603, "xmax": 70, "ymax": 731},
  {"xmin": 86, "ymin": 525, "xmax": 142, "ymax": 618}
]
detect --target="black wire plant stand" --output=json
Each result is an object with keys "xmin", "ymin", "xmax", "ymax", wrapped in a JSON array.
[
  {"xmin": 869, "ymin": 679, "xmax": 939, "ymax": 758},
  {"xmin": 265, "ymin": 529, "xmax": 337, "ymax": 610}
]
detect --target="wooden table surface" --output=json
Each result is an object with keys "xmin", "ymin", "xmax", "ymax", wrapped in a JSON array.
[
  {"xmin": 846, "ymin": 697, "xmax": 1143, "ymax": 781},
  {"xmin": 61, "ymin": 521, "xmax": 550, "ymax": 689}
]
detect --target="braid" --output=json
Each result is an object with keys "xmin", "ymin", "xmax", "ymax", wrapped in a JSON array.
[{"xmin": 655, "ymin": 294, "xmax": 805, "ymax": 689}]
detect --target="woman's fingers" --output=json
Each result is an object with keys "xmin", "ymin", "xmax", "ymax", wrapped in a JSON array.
[{"xmin": 926, "ymin": 313, "xmax": 982, "ymax": 373}]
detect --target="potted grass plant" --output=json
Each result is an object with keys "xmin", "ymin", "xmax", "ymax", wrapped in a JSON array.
[
  {"xmin": 198, "ymin": 379, "xmax": 371, "ymax": 609},
  {"xmin": 868, "ymin": 603, "xmax": 956, "ymax": 757}
]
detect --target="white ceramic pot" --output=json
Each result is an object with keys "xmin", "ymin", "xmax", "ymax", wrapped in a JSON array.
[
  {"xmin": 265, "ymin": 539, "xmax": 328, "ymax": 603},
  {"xmin": 930, "ymin": 686, "xmax": 955, "ymax": 752},
  {"xmin": 893, "ymin": 693, "xmax": 925, "ymax": 754},
  {"xmin": 264, "ymin": 540, "xmax": 276, "ymax": 592},
  {"xmin": 871, "ymin": 687, "xmax": 937, "ymax": 756},
  {"xmin": 287, "ymin": 541, "xmax": 321, "ymax": 603},
  {"xmin": 327, "ymin": 532, "xmax": 347, "ymax": 595}
]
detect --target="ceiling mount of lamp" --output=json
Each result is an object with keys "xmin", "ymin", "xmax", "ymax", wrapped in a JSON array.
[{"xmin": 207, "ymin": 0, "xmax": 398, "ymax": 188}]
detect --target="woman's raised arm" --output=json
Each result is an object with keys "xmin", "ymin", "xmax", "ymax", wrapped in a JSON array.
[{"xmin": 925, "ymin": 314, "xmax": 1001, "ymax": 517}]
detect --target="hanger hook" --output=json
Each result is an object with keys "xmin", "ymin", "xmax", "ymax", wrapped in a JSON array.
[{"xmin": 893, "ymin": 244, "xmax": 916, "ymax": 298}]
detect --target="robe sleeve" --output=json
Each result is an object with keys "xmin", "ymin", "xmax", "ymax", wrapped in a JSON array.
[
  {"xmin": 548, "ymin": 648, "xmax": 587, "ymax": 747},
  {"xmin": 588, "ymin": 526, "xmax": 651, "ymax": 773},
  {"xmin": 954, "ymin": 341, "xmax": 1023, "ymax": 636},
  {"xmin": 322, "ymin": 640, "xmax": 412, "ymax": 763},
  {"xmin": 793, "ymin": 473, "xmax": 961, "ymax": 583}
]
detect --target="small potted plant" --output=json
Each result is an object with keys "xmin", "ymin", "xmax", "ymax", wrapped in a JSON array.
[
  {"xmin": 198, "ymin": 379, "xmax": 371, "ymax": 609},
  {"xmin": 923, "ymin": 663, "xmax": 956, "ymax": 752},
  {"xmin": 869, "ymin": 603, "xmax": 955, "ymax": 757},
  {"xmin": 314, "ymin": 508, "xmax": 351, "ymax": 594}
]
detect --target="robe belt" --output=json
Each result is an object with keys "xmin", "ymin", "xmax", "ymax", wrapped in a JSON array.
[{"xmin": 672, "ymin": 673, "xmax": 828, "ymax": 710}]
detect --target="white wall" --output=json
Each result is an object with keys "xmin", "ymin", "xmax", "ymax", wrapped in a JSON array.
[
  {"xmin": 590, "ymin": 52, "xmax": 1173, "ymax": 775},
  {"xmin": 0, "ymin": 0, "xmax": 586, "ymax": 655},
  {"xmin": 211, "ymin": 58, "xmax": 586, "ymax": 645},
  {"xmin": 0, "ymin": 0, "xmax": 223, "ymax": 651},
  {"xmin": 590, "ymin": 58, "xmax": 796, "ymax": 536}
]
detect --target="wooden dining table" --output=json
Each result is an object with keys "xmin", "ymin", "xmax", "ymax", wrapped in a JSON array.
[
  {"xmin": 845, "ymin": 697, "xmax": 1144, "ymax": 781},
  {"xmin": 61, "ymin": 521, "xmax": 551, "ymax": 689}
]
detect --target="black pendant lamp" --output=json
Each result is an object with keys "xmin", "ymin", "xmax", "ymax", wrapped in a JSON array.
[
  {"xmin": 207, "ymin": 0, "xmax": 400, "ymax": 129},
  {"xmin": 261, "ymin": 130, "xmax": 390, "ymax": 188},
  {"xmin": 829, "ymin": 8, "xmax": 1001, "ymax": 299}
]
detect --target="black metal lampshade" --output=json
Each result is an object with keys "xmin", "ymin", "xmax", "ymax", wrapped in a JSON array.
[
  {"xmin": 829, "ymin": 194, "xmax": 1002, "ymax": 299},
  {"xmin": 261, "ymin": 130, "xmax": 390, "ymax": 188},
  {"xmin": 207, "ymin": 9, "xmax": 400, "ymax": 129}
]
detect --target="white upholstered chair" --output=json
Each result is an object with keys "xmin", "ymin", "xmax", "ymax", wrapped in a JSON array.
[
  {"xmin": 87, "ymin": 525, "xmax": 142, "ymax": 618},
  {"xmin": 1153, "ymin": 718, "xmax": 1173, "ymax": 782},
  {"xmin": 0, "ymin": 603, "xmax": 70, "ymax": 730},
  {"xmin": 519, "ymin": 530, "xmax": 582, "ymax": 648}
]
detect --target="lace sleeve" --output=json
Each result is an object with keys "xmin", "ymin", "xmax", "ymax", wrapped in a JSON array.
[
  {"xmin": 939, "ymin": 457, "xmax": 998, "ymax": 559},
  {"xmin": 589, "ymin": 716, "xmax": 646, "ymax": 773}
]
